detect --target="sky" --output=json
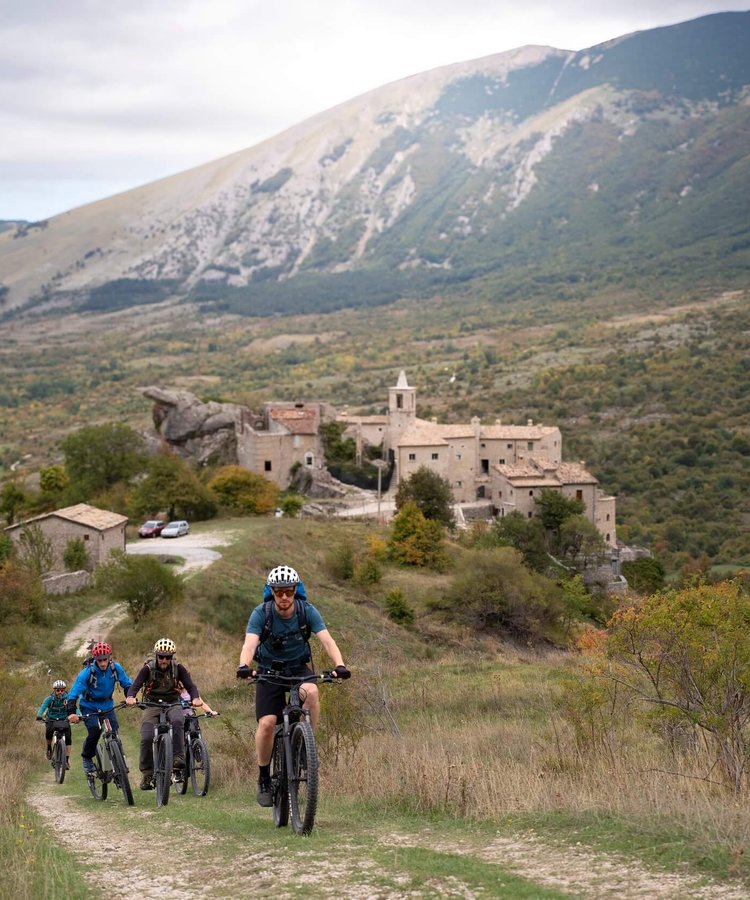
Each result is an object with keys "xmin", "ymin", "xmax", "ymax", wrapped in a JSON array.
[{"xmin": 1, "ymin": 0, "xmax": 746, "ymax": 221}]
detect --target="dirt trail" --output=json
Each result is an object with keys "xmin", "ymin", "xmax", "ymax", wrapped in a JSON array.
[{"xmin": 26, "ymin": 785, "xmax": 750, "ymax": 899}]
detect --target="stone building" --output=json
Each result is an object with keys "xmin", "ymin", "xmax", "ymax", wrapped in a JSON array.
[{"xmin": 5, "ymin": 503, "xmax": 128, "ymax": 575}]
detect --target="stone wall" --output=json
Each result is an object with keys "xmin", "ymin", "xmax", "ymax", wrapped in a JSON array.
[{"xmin": 43, "ymin": 571, "xmax": 91, "ymax": 595}]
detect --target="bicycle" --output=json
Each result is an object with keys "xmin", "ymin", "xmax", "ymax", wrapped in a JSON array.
[
  {"xmin": 40, "ymin": 721, "xmax": 69, "ymax": 784},
  {"xmin": 136, "ymin": 699, "xmax": 188, "ymax": 807},
  {"xmin": 174, "ymin": 711, "xmax": 219, "ymax": 797},
  {"xmin": 78, "ymin": 702, "xmax": 134, "ymax": 806},
  {"xmin": 252, "ymin": 671, "xmax": 339, "ymax": 835}
]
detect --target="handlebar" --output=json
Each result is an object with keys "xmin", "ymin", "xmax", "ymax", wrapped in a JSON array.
[
  {"xmin": 250, "ymin": 671, "xmax": 342, "ymax": 685},
  {"xmin": 75, "ymin": 701, "xmax": 127, "ymax": 721}
]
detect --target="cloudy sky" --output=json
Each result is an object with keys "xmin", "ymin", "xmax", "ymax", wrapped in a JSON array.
[{"xmin": 1, "ymin": 0, "xmax": 745, "ymax": 221}]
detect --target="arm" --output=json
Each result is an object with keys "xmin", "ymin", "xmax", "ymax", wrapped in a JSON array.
[
  {"xmin": 36, "ymin": 696, "xmax": 51, "ymax": 719},
  {"xmin": 114, "ymin": 661, "xmax": 133, "ymax": 693},
  {"xmin": 177, "ymin": 664, "xmax": 200, "ymax": 703},
  {"xmin": 125, "ymin": 665, "xmax": 149, "ymax": 703},
  {"xmin": 240, "ymin": 631, "xmax": 260, "ymax": 668},
  {"xmin": 314, "ymin": 629, "xmax": 345, "ymax": 669}
]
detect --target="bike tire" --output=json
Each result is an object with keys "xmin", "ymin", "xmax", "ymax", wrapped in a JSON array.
[
  {"xmin": 52, "ymin": 735, "xmax": 66, "ymax": 784},
  {"xmin": 289, "ymin": 720, "xmax": 318, "ymax": 835},
  {"xmin": 154, "ymin": 733, "xmax": 173, "ymax": 807},
  {"xmin": 190, "ymin": 737, "xmax": 211, "ymax": 797},
  {"xmin": 271, "ymin": 726, "xmax": 288, "ymax": 828},
  {"xmin": 88, "ymin": 748, "xmax": 107, "ymax": 801},
  {"xmin": 175, "ymin": 742, "xmax": 188, "ymax": 795},
  {"xmin": 109, "ymin": 739, "xmax": 134, "ymax": 806}
]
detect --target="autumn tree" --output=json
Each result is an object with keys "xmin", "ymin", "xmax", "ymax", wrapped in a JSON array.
[
  {"xmin": 395, "ymin": 465, "xmax": 455, "ymax": 528},
  {"xmin": 130, "ymin": 450, "xmax": 217, "ymax": 521},
  {"xmin": 207, "ymin": 465, "xmax": 278, "ymax": 515}
]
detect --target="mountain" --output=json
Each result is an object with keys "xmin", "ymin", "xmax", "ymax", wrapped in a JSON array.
[{"xmin": 1, "ymin": 11, "xmax": 749, "ymax": 319}]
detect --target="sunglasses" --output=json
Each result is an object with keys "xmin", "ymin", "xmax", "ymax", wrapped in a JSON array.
[
  {"xmin": 272, "ymin": 587, "xmax": 295, "ymax": 598},
  {"xmin": 156, "ymin": 654, "xmax": 174, "ymax": 660}
]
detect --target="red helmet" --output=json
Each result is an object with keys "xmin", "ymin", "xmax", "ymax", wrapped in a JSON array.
[{"xmin": 91, "ymin": 642, "xmax": 112, "ymax": 659}]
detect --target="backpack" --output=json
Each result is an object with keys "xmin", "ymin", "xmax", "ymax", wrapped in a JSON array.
[
  {"xmin": 254, "ymin": 592, "xmax": 312, "ymax": 664},
  {"xmin": 83, "ymin": 659, "xmax": 123, "ymax": 700},
  {"xmin": 142, "ymin": 653, "xmax": 185, "ymax": 695}
]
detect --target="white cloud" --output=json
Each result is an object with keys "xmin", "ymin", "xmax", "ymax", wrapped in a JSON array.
[{"xmin": 0, "ymin": 0, "xmax": 747, "ymax": 219}]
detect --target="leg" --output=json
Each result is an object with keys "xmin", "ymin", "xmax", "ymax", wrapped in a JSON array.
[
  {"xmin": 81, "ymin": 719, "xmax": 101, "ymax": 760},
  {"xmin": 299, "ymin": 682, "xmax": 320, "ymax": 729},
  {"xmin": 139, "ymin": 708, "xmax": 158, "ymax": 775},
  {"xmin": 256, "ymin": 715, "xmax": 276, "ymax": 766},
  {"xmin": 168, "ymin": 706, "xmax": 187, "ymax": 766}
]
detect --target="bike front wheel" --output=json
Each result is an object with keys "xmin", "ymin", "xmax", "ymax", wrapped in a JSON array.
[
  {"xmin": 109, "ymin": 739, "xmax": 134, "ymax": 806},
  {"xmin": 289, "ymin": 720, "xmax": 319, "ymax": 836},
  {"xmin": 154, "ymin": 734, "xmax": 173, "ymax": 807},
  {"xmin": 52, "ymin": 736, "xmax": 66, "ymax": 784},
  {"xmin": 271, "ymin": 726, "xmax": 288, "ymax": 828},
  {"xmin": 88, "ymin": 748, "xmax": 107, "ymax": 801},
  {"xmin": 189, "ymin": 737, "xmax": 211, "ymax": 797}
]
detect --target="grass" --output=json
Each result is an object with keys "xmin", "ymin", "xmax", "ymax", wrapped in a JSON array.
[{"xmin": 5, "ymin": 516, "xmax": 750, "ymax": 894}]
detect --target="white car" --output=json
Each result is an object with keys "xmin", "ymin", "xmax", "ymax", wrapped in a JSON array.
[{"xmin": 160, "ymin": 520, "xmax": 189, "ymax": 538}]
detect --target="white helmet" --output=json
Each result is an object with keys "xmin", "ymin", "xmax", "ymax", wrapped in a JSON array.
[
  {"xmin": 266, "ymin": 565, "xmax": 300, "ymax": 589},
  {"xmin": 52, "ymin": 679, "xmax": 67, "ymax": 690},
  {"xmin": 154, "ymin": 638, "xmax": 176, "ymax": 655}
]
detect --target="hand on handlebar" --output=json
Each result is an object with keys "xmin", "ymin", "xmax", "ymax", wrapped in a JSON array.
[
  {"xmin": 333, "ymin": 665, "xmax": 352, "ymax": 680},
  {"xmin": 125, "ymin": 695, "xmax": 138, "ymax": 706},
  {"xmin": 236, "ymin": 664, "xmax": 254, "ymax": 680}
]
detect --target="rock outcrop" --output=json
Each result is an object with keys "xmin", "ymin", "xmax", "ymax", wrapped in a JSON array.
[{"xmin": 143, "ymin": 387, "xmax": 245, "ymax": 466}]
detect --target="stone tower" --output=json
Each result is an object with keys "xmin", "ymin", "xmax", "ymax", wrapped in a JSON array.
[{"xmin": 386, "ymin": 370, "xmax": 417, "ymax": 454}]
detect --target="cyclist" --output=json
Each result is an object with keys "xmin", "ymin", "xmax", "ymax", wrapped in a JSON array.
[
  {"xmin": 36, "ymin": 679, "xmax": 72, "ymax": 769},
  {"xmin": 67, "ymin": 641, "xmax": 132, "ymax": 776},
  {"xmin": 125, "ymin": 638, "xmax": 208, "ymax": 791},
  {"xmin": 236, "ymin": 564, "xmax": 351, "ymax": 807}
]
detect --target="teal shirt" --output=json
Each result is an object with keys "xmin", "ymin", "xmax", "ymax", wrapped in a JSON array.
[
  {"xmin": 37, "ymin": 692, "xmax": 69, "ymax": 720},
  {"xmin": 247, "ymin": 601, "xmax": 325, "ymax": 667}
]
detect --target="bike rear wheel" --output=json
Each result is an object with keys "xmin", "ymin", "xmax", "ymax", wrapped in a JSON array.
[
  {"xmin": 271, "ymin": 726, "xmax": 288, "ymax": 828},
  {"xmin": 289, "ymin": 720, "xmax": 318, "ymax": 835},
  {"xmin": 189, "ymin": 737, "xmax": 211, "ymax": 797},
  {"xmin": 88, "ymin": 749, "xmax": 107, "ymax": 801},
  {"xmin": 175, "ymin": 743, "xmax": 188, "ymax": 795},
  {"xmin": 154, "ymin": 733, "xmax": 173, "ymax": 807},
  {"xmin": 109, "ymin": 739, "xmax": 134, "ymax": 806},
  {"xmin": 52, "ymin": 735, "xmax": 66, "ymax": 784}
]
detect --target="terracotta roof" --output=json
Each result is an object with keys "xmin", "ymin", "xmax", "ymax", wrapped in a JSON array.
[
  {"xmin": 479, "ymin": 424, "xmax": 560, "ymax": 440},
  {"xmin": 494, "ymin": 459, "xmax": 597, "ymax": 486},
  {"xmin": 268, "ymin": 407, "xmax": 319, "ymax": 434}
]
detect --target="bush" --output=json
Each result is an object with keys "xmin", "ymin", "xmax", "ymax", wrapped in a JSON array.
[
  {"xmin": 389, "ymin": 501, "xmax": 448, "ymax": 570},
  {"xmin": 384, "ymin": 588, "xmax": 415, "ymax": 625},
  {"xmin": 63, "ymin": 537, "xmax": 88, "ymax": 572},
  {"xmin": 95, "ymin": 551, "xmax": 184, "ymax": 623},
  {"xmin": 208, "ymin": 466, "xmax": 278, "ymax": 515},
  {"xmin": 0, "ymin": 562, "xmax": 46, "ymax": 624}
]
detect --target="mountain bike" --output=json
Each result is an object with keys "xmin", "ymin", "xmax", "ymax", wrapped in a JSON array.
[
  {"xmin": 136, "ymin": 699, "xmax": 188, "ymax": 807},
  {"xmin": 175, "ymin": 711, "xmax": 219, "ymax": 797},
  {"xmin": 40, "ymin": 721, "xmax": 69, "ymax": 784},
  {"xmin": 79, "ymin": 703, "xmax": 134, "ymax": 806},
  {"xmin": 253, "ymin": 671, "xmax": 340, "ymax": 835}
]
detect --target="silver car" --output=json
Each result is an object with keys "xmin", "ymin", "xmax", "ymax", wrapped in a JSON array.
[{"xmin": 160, "ymin": 520, "xmax": 189, "ymax": 538}]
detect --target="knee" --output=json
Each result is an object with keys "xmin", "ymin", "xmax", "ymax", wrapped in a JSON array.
[{"xmin": 301, "ymin": 684, "xmax": 320, "ymax": 706}]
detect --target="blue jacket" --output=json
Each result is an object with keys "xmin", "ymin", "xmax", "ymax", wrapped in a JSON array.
[{"xmin": 67, "ymin": 661, "xmax": 132, "ymax": 713}]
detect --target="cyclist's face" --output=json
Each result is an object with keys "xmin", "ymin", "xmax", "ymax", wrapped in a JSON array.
[
  {"xmin": 272, "ymin": 586, "xmax": 295, "ymax": 616},
  {"xmin": 95, "ymin": 657, "xmax": 110, "ymax": 668},
  {"xmin": 156, "ymin": 654, "xmax": 173, "ymax": 668},
  {"xmin": 54, "ymin": 688, "xmax": 65, "ymax": 694}
]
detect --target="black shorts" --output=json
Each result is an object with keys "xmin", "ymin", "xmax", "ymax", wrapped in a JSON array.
[
  {"xmin": 255, "ymin": 666, "xmax": 314, "ymax": 721},
  {"xmin": 45, "ymin": 720, "xmax": 72, "ymax": 746}
]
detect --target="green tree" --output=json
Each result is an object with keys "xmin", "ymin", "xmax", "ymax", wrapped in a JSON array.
[
  {"xmin": 621, "ymin": 556, "xmax": 666, "ymax": 594},
  {"xmin": 557, "ymin": 515, "xmax": 608, "ymax": 571},
  {"xmin": 95, "ymin": 550, "xmax": 184, "ymax": 624},
  {"xmin": 603, "ymin": 581, "xmax": 750, "ymax": 792},
  {"xmin": 207, "ymin": 465, "xmax": 278, "ymax": 515},
  {"xmin": 389, "ymin": 500, "xmax": 448, "ymax": 570},
  {"xmin": 17, "ymin": 523, "xmax": 54, "ymax": 577},
  {"xmin": 131, "ymin": 451, "xmax": 217, "ymax": 521},
  {"xmin": 395, "ymin": 465, "xmax": 455, "ymax": 528},
  {"xmin": 39, "ymin": 464, "xmax": 69, "ymax": 498},
  {"xmin": 61, "ymin": 423, "xmax": 146, "ymax": 498},
  {"xmin": 488, "ymin": 511, "xmax": 549, "ymax": 572},
  {"xmin": 0, "ymin": 560, "xmax": 46, "ymax": 623},
  {"xmin": 320, "ymin": 421, "xmax": 356, "ymax": 464},
  {"xmin": 536, "ymin": 489, "xmax": 585, "ymax": 534},
  {"xmin": 0, "ymin": 479, "xmax": 28, "ymax": 525},
  {"xmin": 63, "ymin": 537, "xmax": 88, "ymax": 572},
  {"xmin": 279, "ymin": 493, "xmax": 304, "ymax": 517}
]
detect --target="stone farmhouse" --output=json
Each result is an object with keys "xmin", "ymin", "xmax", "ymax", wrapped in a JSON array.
[{"xmin": 5, "ymin": 503, "xmax": 128, "ymax": 577}]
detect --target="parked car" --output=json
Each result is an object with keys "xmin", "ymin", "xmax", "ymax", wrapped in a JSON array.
[
  {"xmin": 160, "ymin": 520, "xmax": 190, "ymax": 538},
  {"xmin": 138, "ymin": 519, "xmax": 165, "ymax": 538}
]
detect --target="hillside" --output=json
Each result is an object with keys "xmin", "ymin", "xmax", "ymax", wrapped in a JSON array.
[{"xmin": 0, "ymin": 12, "xmax": 749, "ymax": 316}]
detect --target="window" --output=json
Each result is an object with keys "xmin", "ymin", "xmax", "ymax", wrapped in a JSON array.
[
  {"xmin": 606, "ymin": 513, "xmax": 610, "ymax": 521},
  {"xmin": 264, "ymin": 461, "xmax": 272, "ymax": 472},
  {"xmin": 454, "ymin": 481, "xmax": 462, "ymax": 488},
  {"xmin": 456, "ymin": 453, "xmax": 462, "ymax": 460},
  {"xmin": 528, "ymin": 511, "xmax": 533, "ymax": 518},
  {"xmin": 305, "ymin": 452, "xmax": 314, "ymax": 467},
  {"xmin": 409, "ymin": 453, "xmax": 416, "ymax": 461},
  {"xmin": 481, "ymin": 459, "xmax": 489, "ymax": 474},
  {"xmin": 527, "ymin": 441, "xmax": 533, "ymax": 451},
  {"xmin": 507, "ymin": 443, "xmax": 513, "ymax": 449},
  {"xmin": 83, "ymin": 534, "xmax": 90, "ymax": 541},
  {"xmin": 499, "ymin": 458, "xmax": 505, "ymax": 465},
  {"xmin": 396, "ymin": 393, "xmax": 403, "ymax": 409},
  {"xmin": 431, "ymin": 452, "xmax": 439, "ymax": 460},
  {"xmin": 576, "ymin": 489, "xmax": 583, "ymax": 501},
  {"xmin": 529, "ymin": 490, "xmax": 534, "ymax": 496}
]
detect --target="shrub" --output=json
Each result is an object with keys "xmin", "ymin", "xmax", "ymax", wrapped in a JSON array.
[
  {"xmin": 207, "ymin": 465, "xmax": 278, "ymax": 515},
  {"xmin": 0, "ymin": 561, "xmax": 46, "ymax": 623},
  {"xmin": 16, "ymin": 523, "xmax": 54, "ymax": 577},
  {"xmin": 389, "ymin": 501, "xmax": 448, "ymax": 570},
  {"xmin": 63, "ymin": 537, "xmax": 88, "ymax": 572},
  {"xmin": 395, "ymin": 466, "xmax": 455, "ymax": 528},
  {"xmin": 95, "ymin": 551, "xmax": 184, "ymax": 623},
  {"xmin": 384, "ymin": 588, "xmax": 415, "ymax": 625}
]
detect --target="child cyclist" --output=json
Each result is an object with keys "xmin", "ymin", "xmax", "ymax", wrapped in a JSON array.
[{"xmin": 36, "ymin": 679, "xmax": 72, "ymax": 769}]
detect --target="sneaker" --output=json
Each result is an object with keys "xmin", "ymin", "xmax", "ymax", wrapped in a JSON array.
[
  {"xmin": 140, "ymin": 775, "xmax": 154, "ymax": 791},
  {"xmin": 82, "ymin": 757, "xmax": 95, "ymax": 775},
  {"xmin": 257, "ymin": 777, "xmax": 273, "ymax": 807},
  {"xmin": 46, "ymin": 747, "xmax": 52, "ymax": 760},
  {"xmin": 173, "ymin": 755, "xmax": 185, "ymax": 770}
]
